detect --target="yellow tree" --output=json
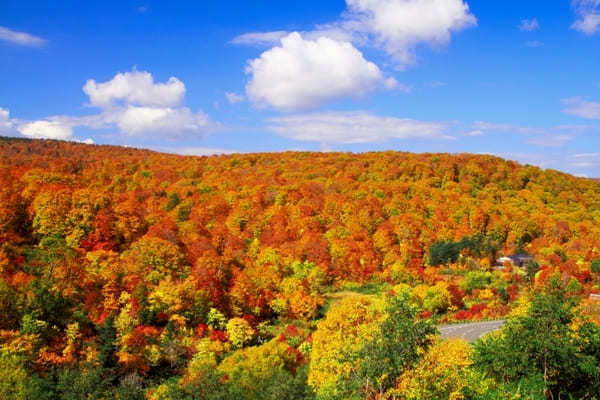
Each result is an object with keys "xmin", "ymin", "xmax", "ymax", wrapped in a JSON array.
[
  {"xmin": 395, "ymin": 338, "xmax": 472, "ymax": 400},
  {"xmin": 308, "ymin": 295, "xmax": 383, "ymax": 398}
]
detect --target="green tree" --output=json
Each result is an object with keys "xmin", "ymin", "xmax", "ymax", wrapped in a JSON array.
[
  {"xmin": 591, "ymin": 259, "xmax": 600, "ymax": 274},
  {"xmin": 56, "ymin": 365, "xmax": 110, "ymax": 400},
  {"xmin": 0, "ymin": 349, "xmax": 54, "ymax": 400},
  {"xmin": 98, "ymin": 315, "xmax": 118, "ymax": 380},
  {"xmin": 0, "ymin": 280, "xmax": 20, "ymax": 330},
  {"xmin": 339, "ymin": 294, "xmax": 437, "ymax": 399},
  {"xmin": 428, "ymin": 240, "xmax": 460, "ymax": 266},
  {"xmin": 472, "ymin": 278, "xmax": 600, "ymax": 399}
]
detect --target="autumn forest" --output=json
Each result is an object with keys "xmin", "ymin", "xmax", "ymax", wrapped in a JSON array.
[{"xmin": 1, "ymin": 137, "xmax": 600, "ymax": 399}]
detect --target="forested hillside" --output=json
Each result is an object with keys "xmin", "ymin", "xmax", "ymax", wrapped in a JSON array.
[{"xmin": 1, "ymin": 137, "xmax": 599, "ymax": 399}]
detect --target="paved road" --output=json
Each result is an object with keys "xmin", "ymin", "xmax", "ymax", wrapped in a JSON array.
[{"xmin": 438, "ymin": 320, "xmax": 505, "ymax": 343}]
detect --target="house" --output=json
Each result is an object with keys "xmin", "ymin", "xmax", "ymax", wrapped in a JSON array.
[
  {"xmin": 590, "ymin": 293, "xmax": 600, "ymax": 301},
  {"xmin": 495, "ymin": 253, "xmax": 534, "ymax": 268}
]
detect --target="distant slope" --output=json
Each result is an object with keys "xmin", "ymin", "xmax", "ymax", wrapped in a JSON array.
[{"xmin": 1, "ymin": 135, "xmax": 599, "ymax": 309}]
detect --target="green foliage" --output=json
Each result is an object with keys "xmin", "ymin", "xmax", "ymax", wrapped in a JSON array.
[
  {"xmin": 0, "ymin": 349, "xmax": 54, "ymax": 400},
  {"xmin": 98, "ymin": 315, "xmax": 118, "ymax": 377},
  {"xmin": 56, "ymin": 365, "xmax": 110, "ymax": 400},
  {"xmin": 0, "ymin": 280, "xmax": 20, "ymax": 329},
  {"xmin": 206, "ymin": 308, "xmax": 226, "ymax": 330},
  {"xmin": 23, "ymin": 278, "xmax": 72, "ymax": 340},
  {"xmin": 218, "ymin": 339, "xmax": 314, "ymax": 400},
  {"xmin": 165, "ymin": 192, "xmax": 181, "ymax": 211},
  {"xmin": 428, "ymin": 240, "xmax": 461, "ymax": 266},
  {"xmin": 337, "ymin": 294, "xmax": 437, "ymax": 399},
  {"xmin": 472, "ymin": 279, "xmax": 600, "ymax": 399},
  {"xmin": 591, "ymin": 259, "xmax": 600, "ymax": 274},
  {"xmin": 114, "ymin": 374, "xmax": 146, "ymax": 400},
  {"xmin": 461, "ymin": 271, "xmax": 492, "ymax": 294}
]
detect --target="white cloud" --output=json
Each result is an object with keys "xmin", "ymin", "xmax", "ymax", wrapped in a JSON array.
[
  {"xmin": 18, "ymin": 118, "xmax": 74, "ymax": 140},
  {"xmin": 466, "ymin": 129, "xmax": 484, "ymax": 136},
  {"xmin": 468, "ymin": 120, "xmax": 600, "ymax": 148},
  {"xmin": 7, "ymin": 69, "xmax": 213, "ymax": 142},
  {"xmin": 231, "ymin": 31, "xmax": 289, "ymax": 46},
  {"xmin": 563, "ymin": 97, "xmax": 600, "ymax": 119},
  {"xmin": 232, "ymin": 27, "xmax": 357, "ymax": 47},
  {"xmin": 267, "ymin": 110, "xmax": 449, "ymax": 144},
  {"xmin": 571, "ymin": 0, "xmax": 600, "ymax": 35},
  {"xmin": 79, "ymin": 69, "xmax": 213, "ymax": 138},
  {"xmin": 0, "ymin": 26, "xmax": 45, "ymax": 47},
  {"xmin": 519, "ymin": 18, "xmax": 540, "ymax": 31},
  {"xmin": 234, "ymin": 0, "xmax": 476, "ymax": 70},
  {"xmin": 569, "ymin": 153, "xmax": 600, "ymax": 168},
  {"xmin": 0, "ymin": 108, "xmax": 17, "ymax": 136},
  {"xmin": 527, "ymin": 134, "xmax": 574, "ymax": 148},
  {"xmin": 343, "ymin": 0, "xmax": 477, "ymax": 68},
  {"xmin": 83, "ymin": 69, "xmax": 185, "ymax": 107},
  {"xmin": 103, "ymin": 106, "xmax": 209, "ymax": 136},
  {"xmin": 471, "ymin": 121, "xmax": 544, "ymax": 135},
  {"xmin": 246, "ymin": 32, "xmax": 396, "ymax": 111},
  {"xmin": 225, "ymin": 91, "xmax": 245, "ymax": 104}
]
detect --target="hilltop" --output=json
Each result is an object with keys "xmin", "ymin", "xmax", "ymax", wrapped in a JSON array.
[{"xmin": 1, "ymin": 137, "xmax": 599, "ymax": 398}]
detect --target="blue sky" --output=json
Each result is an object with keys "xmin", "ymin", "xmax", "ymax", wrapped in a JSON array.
[{"xmin": 1, "ymin": 0, "xmax": 600, "ymax": 176}]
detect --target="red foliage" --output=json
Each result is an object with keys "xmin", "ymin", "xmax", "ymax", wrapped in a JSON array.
[
  {"xmin": 447, "ymin": 284, "xmax": 465, "ymax": 308},
  {"xmin": 209, "ymin": 329, "xmax": 228, "ymax": 342}
]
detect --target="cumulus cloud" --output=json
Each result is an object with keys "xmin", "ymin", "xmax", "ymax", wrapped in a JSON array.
[
  {"xmin": 246, "ymin": 32, "xmax": 396, "ymax": 111},
  {"xmin": 104, "ymin": 106, "xmax": 209, "ymax": 136},
  {"xmin": 83, "ymin": 69, "xmax": 185, "ymax": 108},
  {"xmin": 225, "ymin": 92, "xmax": 245, "ymax": 104},
  {"xmin": 519, "ymin": 18, "xmax": 540, "ymax": 31},
  {"xmin": 80, "ymin": 69, "xmax": 212, "ymax": 137},
  {"xmin": 235, "ymin": 0, "xmax": 476, "ymax": 70},
  {"xmin": 571, "ymin": 0, "xmax": 600, "ymax": 35},
  {"xmin": 563, "ymin": 97, "xmax": 600, "ymax": 119},
  {"xmin": 0, "ymin": 26, "xmax": 45, "ymax": 47},
  {"xmin": 267, "ymin": 110, "xmax": 449, "ymax": 144},
  {"xmin": 18, "ymin": 118, "xmax": 74, "ymax": 140},
  {"xmin": 343, "ymin": 0, "xmax": 477, "ymax": 67},
  {"xmin": 6, "ymin": 69, "xmax": 213, "ymax": 142}
]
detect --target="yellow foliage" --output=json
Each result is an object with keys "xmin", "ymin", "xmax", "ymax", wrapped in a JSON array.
[
  {"xmin": 217, "ymin": 338, "xmax": 297, "ymax": 393},
  {"xmin": 226, "ymin": 317, "xmax": 254, "ymax": 349},
  {"xmin": 308, "ymin": 295, "xmax": 384, "ymax": 395},
  {"xmin": 395, "ymin": 339, "xmax": 472, "ymax": 400}
]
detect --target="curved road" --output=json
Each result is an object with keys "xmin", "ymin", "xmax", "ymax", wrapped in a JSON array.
[{"xmin": 438, "ymin": 320, "xmax": 505, "ymax": 343}]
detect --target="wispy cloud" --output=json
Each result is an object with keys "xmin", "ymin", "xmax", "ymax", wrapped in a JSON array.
[
  {"xmin": 267, "ymin": 111, "xmax": 450, "ymax": 144},
  {"xmin": 468, "ymin": 120, "xmax": 600, "ymax": 147},
  {"xmin": 0, "ymin": 26, "xmax": 45, "ymax": 47},
  {"xmin": 563, "ymin": 97, "xmax": 600, "ymax": 119},
  {"xmin": 425, "ymin": 81, "xmax": 447, "ymax": 88},
  {"xmin": 225, "ymin": 91, "xmax": 245, "ymax": 104},
  {"xmin": 519, "ymin": 18, "xmax": 540, "ymax": 31},
  {"xmin": 571, "ymin": 0, "xmax": 600, "ymax": 35}
]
